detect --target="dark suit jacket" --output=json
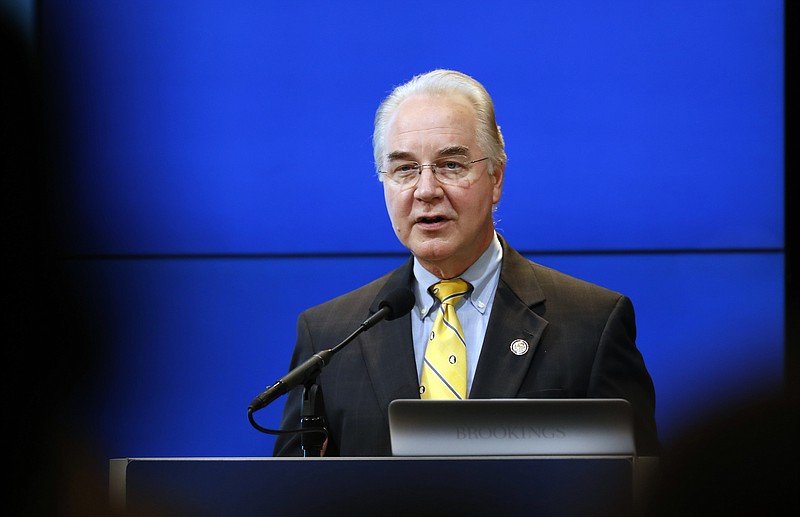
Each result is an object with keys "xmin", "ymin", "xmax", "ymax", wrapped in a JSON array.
[{"xmin": 273, "ymin": 238, "xmax": 660, "ymax": 456}]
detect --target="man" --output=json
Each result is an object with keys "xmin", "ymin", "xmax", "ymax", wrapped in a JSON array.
[{"xmin": 273, "ymin": 69, "xmax": 659, "ymax": 456}]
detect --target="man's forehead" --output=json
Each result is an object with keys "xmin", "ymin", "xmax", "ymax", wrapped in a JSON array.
[
  {"xmin": 384, "ymin": 95, "xmax": 477, "ymax": 154},
  {"xmin": 391, "ymin": 92, "xmax": 475, "ymax": 121}
]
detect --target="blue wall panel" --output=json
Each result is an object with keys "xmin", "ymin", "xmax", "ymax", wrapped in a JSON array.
[
  {"xmin": 37, "ymin": 0, "xmax": 785, "ymax": 467},
  {"xmin": 44, "ymin": 0, "xmax": 783, "ymax": 254}
]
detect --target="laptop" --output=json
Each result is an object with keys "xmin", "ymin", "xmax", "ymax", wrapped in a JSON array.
[{"xmin": 388, "ymin": 398, "xmax": 636, "ymax": 457}]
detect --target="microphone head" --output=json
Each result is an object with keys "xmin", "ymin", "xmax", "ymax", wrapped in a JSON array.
[{"xmin": 379, "ymin": 288, "xmax": 415, "ymax": 321}]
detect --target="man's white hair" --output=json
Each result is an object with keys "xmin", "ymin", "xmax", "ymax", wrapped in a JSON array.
[{"xmin": 373, "ymin": 69, "xmax": 507, "ymax": 177}]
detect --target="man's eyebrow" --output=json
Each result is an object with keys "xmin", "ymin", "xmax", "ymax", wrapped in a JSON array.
[
  {"xmin": 437, "ymin": 145, "xmax": 470, "ymax": 157},
  {"xmin": 386, "ymin": 150, "xmax": 415, "ymax": 162},
  {"xmin": 386, "ymin": 146, "xmax": 471, "ymax": 162}
]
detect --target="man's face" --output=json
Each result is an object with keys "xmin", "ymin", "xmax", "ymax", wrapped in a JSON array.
[{"xmin": 381, "ymin": 93, "xmax": 504, "ymax": 279}]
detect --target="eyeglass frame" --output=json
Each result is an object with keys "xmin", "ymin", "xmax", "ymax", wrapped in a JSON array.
[{"xmin": 378, "ymin": 156, "xmax": 490, "ymax": 189}]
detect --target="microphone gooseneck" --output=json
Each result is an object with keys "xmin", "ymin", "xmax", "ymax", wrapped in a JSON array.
[{"xmin": 248, "ymin": 288, "xmax": 415, "ymax": 413}]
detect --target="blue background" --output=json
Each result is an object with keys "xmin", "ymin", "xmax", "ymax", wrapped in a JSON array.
[{"xmin": 37, "ymin": 0, "xmax": 784, "ymax": 461}]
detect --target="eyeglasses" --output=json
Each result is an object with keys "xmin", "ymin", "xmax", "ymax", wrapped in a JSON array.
[{"xmin": 379, "ymin": 156, "xmax": 489, "ymax": 190}]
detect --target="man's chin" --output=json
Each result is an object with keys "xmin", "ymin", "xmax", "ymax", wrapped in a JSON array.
[{"xmin": 409, "ymin": 239, "xmax": 459, "ymax": 267}]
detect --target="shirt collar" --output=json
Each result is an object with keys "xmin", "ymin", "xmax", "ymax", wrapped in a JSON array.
[{"xmin": 412, "ymin": 232, "xmax": 503, "ymax": 318}]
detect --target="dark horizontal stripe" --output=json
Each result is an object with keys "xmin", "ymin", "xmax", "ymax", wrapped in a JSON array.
[{"xmin": 61, "ymin": 247, "xmax": 785, "ymax": 261}]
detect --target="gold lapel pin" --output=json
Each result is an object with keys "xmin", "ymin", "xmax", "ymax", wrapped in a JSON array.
[{"xmin": 510, "ymin": 339, "xmax": 529, "ymax": 356}]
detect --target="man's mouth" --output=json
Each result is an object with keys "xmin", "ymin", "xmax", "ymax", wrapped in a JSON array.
[{"xmin": 418, "ymin": 216, "xmax": 447, "ymax": 224}]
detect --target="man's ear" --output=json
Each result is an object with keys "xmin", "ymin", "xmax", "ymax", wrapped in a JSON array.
[{"xmin": 491, "ymin": 164, "xmax": 504, "ymax": 205}]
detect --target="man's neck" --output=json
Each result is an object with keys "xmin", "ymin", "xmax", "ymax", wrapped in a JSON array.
[{"xmin": 415, "ymin": 232, "xmax": 499, "ymax": 280}]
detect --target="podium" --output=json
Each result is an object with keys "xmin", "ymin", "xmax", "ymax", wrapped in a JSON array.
[{"xmin": 110, "ymin": 456, "xmax": 658, "ymax": 516}]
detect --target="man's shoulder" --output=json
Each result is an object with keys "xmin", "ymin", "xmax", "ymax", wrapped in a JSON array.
[
  {"xmin": 531, "ymin": 260, "xmax": 620, "ymax": 295},
  {"xmin": 300, "ymin": 267, "xmax": 404, "ymax": 322},
  {"xmin": 502, "ymin": 242, "xmax": 625, "ymax": 304}
]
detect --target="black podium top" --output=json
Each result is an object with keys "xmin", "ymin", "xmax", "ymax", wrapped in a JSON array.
[{"xmin": 112, "ymin": 456, "xmax": 642, "ymax": 516}]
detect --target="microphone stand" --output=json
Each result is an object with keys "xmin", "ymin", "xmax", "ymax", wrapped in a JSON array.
[
  {"xmin": 247, "ymin": 307, "xmax": 388, "ymax": 421},
  {"xmin": 300, "ymin": 383, "xmax": 327, "ymax": 457},
  {"xmin": 247, "ymin": 287, "xmax": 414, "ymax": 448}
]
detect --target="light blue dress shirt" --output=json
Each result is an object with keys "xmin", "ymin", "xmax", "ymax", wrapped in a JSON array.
[{"xmin": 411, "ymin": 232, "xmax": 503, "ymax": 396}]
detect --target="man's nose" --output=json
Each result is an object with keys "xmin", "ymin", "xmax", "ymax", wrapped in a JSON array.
[{"xmin": 414, "ymin": 167, "xmax": 443, "ymax": 198}]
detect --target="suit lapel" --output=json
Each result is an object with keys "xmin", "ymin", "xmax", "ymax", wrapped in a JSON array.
[
  {"xmin": 361, "ymin": 259, "xmax": 420, "ymax": 418},
  {"xmin": 470, "ymin": 240, "xmax": 549, "ymax": 399}
]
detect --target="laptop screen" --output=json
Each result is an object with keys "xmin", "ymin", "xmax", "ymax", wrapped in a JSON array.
[{"xmin": 388, "ymin": 398, "xmax": 636, "ymax": 457}]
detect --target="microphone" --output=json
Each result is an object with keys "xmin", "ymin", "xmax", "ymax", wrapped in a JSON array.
[{"xmin": 248, "ymin": 287, "xmax": 415, "ymax": 413}]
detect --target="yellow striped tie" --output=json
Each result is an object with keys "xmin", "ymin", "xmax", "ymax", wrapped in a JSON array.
[{"xmin": 420, "ymin": 279, "xmax": 470, "ymax": 400}]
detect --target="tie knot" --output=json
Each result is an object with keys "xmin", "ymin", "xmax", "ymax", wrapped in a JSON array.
[{"xmin": 431, "ymin": 279, "xmax": 470, "ymax": 305}]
